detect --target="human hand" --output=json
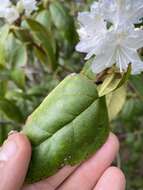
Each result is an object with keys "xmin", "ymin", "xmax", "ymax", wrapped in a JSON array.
[{"xmin": 0, "ymin": 132, "xmax": 125, "ymax": 190}]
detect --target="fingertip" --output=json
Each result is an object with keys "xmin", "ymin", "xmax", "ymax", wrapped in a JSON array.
[
  {"xmin": 108, "ymin": 166, "xmax": 126, "ymax": 187},
  {"xmin": 0, "ymin": 132, "xmax": 31, "ymax": 190},
  {"xmin": 8, "ymin": 132, "xmax": 31, "ymax": 158},
  {"xmin": 94, "ymin": 166, "xmax": 126, "ymax": 190}
]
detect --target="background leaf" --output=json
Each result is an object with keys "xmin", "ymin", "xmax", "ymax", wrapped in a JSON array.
[
  {"xmin": 26, "ymin": 19, "xmax": 57, "ymax": 70},
  {"xmin": 130, "ymin": 74, "xmax": 143, "ymax": 97},
  {"xmin": 36, "ymin": 10, "xmax": 52, "ymax": 30},
  {"xmin": 10, "ymin": 69, "xmax": 25, "ymax": 89},
  {"xmin": 6, "ymin": 34, "xmax": 27, "ymax": 68},
  {"xmin": 0, "ymin": 98, "xmax": 24, "ymax": 123}
]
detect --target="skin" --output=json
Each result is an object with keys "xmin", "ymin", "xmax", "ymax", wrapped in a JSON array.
[{"xmin": 0, "ymin": 132, "xmax": 126, "ymax": 190}]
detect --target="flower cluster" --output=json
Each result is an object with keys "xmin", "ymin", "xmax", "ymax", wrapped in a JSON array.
[
  {"xmin": 0, "ymin": 0, "xmax": 37, "ymax": 24},
  {"xmin": 76, "ymin": 0, "xmax": 143, "ymax": 75}
]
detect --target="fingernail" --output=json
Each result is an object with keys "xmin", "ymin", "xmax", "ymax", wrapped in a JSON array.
[{"xmin": 0, "ymin": 140, "xmax": 17, "ymax": 162}]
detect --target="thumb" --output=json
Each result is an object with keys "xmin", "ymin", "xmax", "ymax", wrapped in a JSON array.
[{"xmin": 0, "ymin": 132, "xmax": 31, "ymax": 190}]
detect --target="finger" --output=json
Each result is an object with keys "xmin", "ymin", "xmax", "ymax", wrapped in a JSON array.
[
  {"xmin": 93, "ymin": 167, "xmax": 126, "ymax": 190},
  {"xmin": 43, "ymin": 165, "xmax": 78, "ymax": 188},
  {"xmin": 0, "ymin": 132, "xmax": 31, "ymax": 190},
  {"xmin": 23, "ymin": 165, "xmax": 78, "ymax": 190},
  {"xmin": 58, "ymin": 133, "xmax": 119, "ymax": 190}
]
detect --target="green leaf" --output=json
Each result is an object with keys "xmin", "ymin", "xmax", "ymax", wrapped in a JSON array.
[
  {"xmin": 97, "ymin": 67, "xmax": 130, "ymax": 97},
  {"xmin": 0, "ymin": 98, "xmax": 24, "ymax": 123},
  {"xmin": 0, "ymin": 81, "xmax": 7, "ymax": 97},
  {"xmin": 49, "ymin": 1, "xmax": 77, "ymax": 45},
  {"xmin": 34, "ymin": 46, "xmax": 48, "ymax": 65},
  {"xmin": 106, "ymin": 85, "xmax": 127, "ymax": 121},
  {"xmin": 13, "ymin": 28, "xmax": 32, "ymax": 43},
  {"xmin": 10, "ymin": 69, "xmax": 25, "ymax": 89},
  {"xmin": 117, "ymin": 65, "xmax": 131, "ymax": 88},
  {"xmin": 81, "ymin": 58, "xmax": 96, "ymax": 80},
  {"xmin": 97, "ymin": 73, "xmax": 121, "ymax": 97},
  {"xmin": 5, "ymin": 34, "xmax": 17, "ymax": 64},
  {"xmin": 13, "ymin": 43, "xmax": 27, "ymax": 67},
  {"xmin": 23, "ymin": 74, "xmax": 109, "ymax": 183},
  {"xmin": 6, "ymin": 34, "xmax": 27, "ymax": 68},
  {"xmin": 0, "ymin": 25, "xmax": 9, "ymax": 67},
  {"xmin": 36, "ymin": 10, "xmax": 52, "ymax": 30},
  {"xmin": 121, "ymin": 99, "xmax": 143, "ymax": 122},
  {"xmin": 0, "ymin": 69, "xmax": 10, "ymax": 81},
  {"xmin": 50, "ymin": 1, "xmax": 70, "ymax": 29},
  {"xmin": 0, "ymin": 124, "xmax": 14, "ymax": 145},
  {"xmin": 12, "ymin": 43, "xmax": 27, "ymax": 68},
  {"xmin": 26, "ymin": 19, "xmax": 57, "ymax": 70},
  {"xmin": 0, "ymin": 24, "xmax": 10, "ymax": 43},
  {"xmin": 130, "ymin": 74, "xmax": 143, "ymax": 96},
  {"xmin": 0, "ymin": 42, "xmax": 6, "ymax": 67}
]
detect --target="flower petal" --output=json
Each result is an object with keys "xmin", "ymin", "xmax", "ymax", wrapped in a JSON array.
[
  {"xmin": 4, "ymin": 7, "xmax": 19, "ymax": 24},
  {"xmin": 91, "ymin": 57, "xmax": 107, "ymax": 74},
  {"xmin": 128, "ymin": 0, "xmax": 143, "ymax": 24},
  {"xmin": 76, "ymin": 37, "xmax": 97, "ymax": 53},
  {"xmin": 77, "ymin": 12, "xmax": 95, "ymax": 27},
  {"xmin": 115, "ymin": 47, "xmax": 129, "ymax": 72},
  {"xmin": 132, "ymin": 60, "xmax": 143, "ymax": 74},
  {"xmin": 22, "ymin": 0, "xmax": 37, "ymax": 16},
  {"xmin": 92, "ymin": 47, "xmax": 115, "ymax": 73},
  {"xmin": 1, "ymin": 0, "xmax": 11, "ymax": 9},
  {"xmin": 119, "ymin": 46, "xmax": 143, "ymax": 74},
  {"xmin": 124, "ymin": 29, "xmax": 143, "ymax": 49},
  {"xmin": 77, "ymin": 11, "xmax": 106, "ymax": 36},
  {"xmin": 0, "ymin": 8, "xmax": 5, "ymax": 18}
]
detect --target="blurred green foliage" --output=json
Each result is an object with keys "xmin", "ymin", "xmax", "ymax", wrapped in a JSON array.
[{"xmin": 0, "ymin": 0, "xmax": 143, "ymax": 189}]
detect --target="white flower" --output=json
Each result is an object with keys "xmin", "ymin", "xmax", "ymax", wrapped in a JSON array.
[
  {"xmin": 0, "ymin": 0, "xmax": 37, "ymax": 23},
  {"xmin": 22, "ymin": 0, "xmax": 37, "ymax": 16},
  {"xmin": 0, "ymin": 0, "xmax": 19, "ymax": 24},
  {"xmin": 0, "ymin": 0, "xmax": 11, "ymax": 18},
  {"xmin": 91, "ymin": 28, "xmax": 143, "ymax": 74},
  {"xmin": 4, "ymin": 7, "xmax": 19, "ymax": 24},
  {"xmin": 99, "ymin": 0, "xmax": 143, "ymax": 29},
  {"xmin": 76, "ymin": 7, "xmax": 107, "ymax": 60},
  {"xmin": 76, "ymin": 0, "xmax": 143, "ymax": 74},
  {"xmin": 0, "ymin": 0, "xmax": 11, "ymax": 8}
]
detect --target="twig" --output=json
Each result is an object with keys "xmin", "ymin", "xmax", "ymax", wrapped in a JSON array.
[{"xmin": 116, "ymin": 152, "xmax": 121, "ymax": 168}]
